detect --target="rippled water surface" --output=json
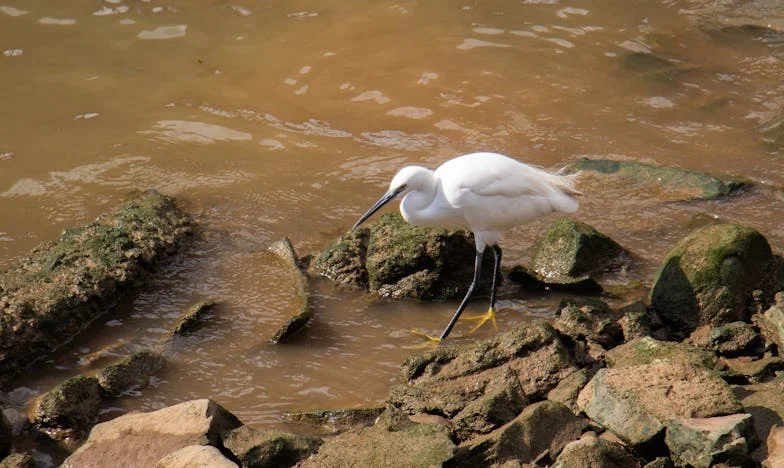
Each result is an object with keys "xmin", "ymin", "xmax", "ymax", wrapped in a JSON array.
[{"xmin": 2, "ymin": 0, "xmax": 783, "ymax": 461}]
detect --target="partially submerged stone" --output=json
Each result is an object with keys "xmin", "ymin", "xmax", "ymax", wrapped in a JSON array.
[
  {"xmin": 577, "ymin": 362, "xmax": 742, "ymax": 448},
  {"xmin": 649, "ymin": 223, "xmax": 775, "ymax": 337},
  {"xmin": 268, "ymin": 237, "xmax": 311, "ymax": 343},
  {"xmin": 566, "ymin": 158, "xmax": 748, "ymax": 201},
  {"xmin": 280, "ymin": 407, "xmax": 384, "ymax": 434},
  {"xmin": 0, "ymin": 191, "xmax": 192, "ymax": 381},
  {"xmin": 62, "ymin": 398, "xmax": 242, "ymax": 467},
  {"xmin": 508, "ymin": 265, "xmax": 603, "ymax": 295},
  {"xmin": 313, "ymin": 212, "xmax": 491, "ymax": 300},
  {"xmin": 32, "ymin": 375, "xmax": 102, "ymax": 445},
  {"xmin": 665, "ymin": 413, "xmax": 757, "ymax": 468},
  {"xmin": 458, "ymin": 401, "xmax": 587, "ymax": 467},
  {"xmin": 97, "ymin": 349, "xmax": 165, "ymax": 396},
  {"xmin": 222, "ymin": 425, "xmax": 321, "ymax": 468},
  {"xmin": 532, "ymin": 218, "xmax": 625, "ymax": 280},
  {"xmin": 552, "ymin": 432, "xmax": 640, "ymax": 468},
  {"xmin": 298, "ymin": 406, "xmax": 455, "ymax": 468},
  {"xmin": 171, "ymin": 299, "xmax": 218, "ymax": 336}
]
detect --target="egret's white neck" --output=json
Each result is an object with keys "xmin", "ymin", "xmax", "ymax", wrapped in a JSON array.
[{"xmin": 399, "ymin": 169, "xmax": 437, "ymax": 226}]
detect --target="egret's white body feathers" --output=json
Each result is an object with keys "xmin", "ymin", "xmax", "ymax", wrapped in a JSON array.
[{"xmin": 392, "ymin": 152, "xmax": 580, "ymax": 250}]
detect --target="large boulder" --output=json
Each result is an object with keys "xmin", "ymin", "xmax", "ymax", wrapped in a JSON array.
[
  {"xmin": 0, "ymin": 191, "xmax": 192, "ymax": 381},
  {"xmin": 297, "ymin": 406, "xmax": 455, "ymax": 468},
  {"xmin": 649, "ymin": 223, "xmax": 775, "ymax": 337},
  {"xmin": 32, "ymin": 375, "xmax": 102, "ymax": 445},
  {"xmin": 665, "ymin": 413, "xmax": 757, "ymax": 468},
  {"xmin": 532, "ymin": 218, "xmax": 625, "ymax": 280},
  {"xmin": 62, "ymin": 398, "xmax": 242, "ymax": 468},
  {"xmin": 577, "ymin": 362, "xmax": 742, "ymax": 448},
  {"xmin": 313, "ymin": 212, "xmax": 492, "ymax": 299},
  {"xmin": 222, "ymin": 425, "xmax": 321, "ymax": 468},
  {"xmin": 458, "ymin": 401, "xmax": 587, "ymax": 467}
]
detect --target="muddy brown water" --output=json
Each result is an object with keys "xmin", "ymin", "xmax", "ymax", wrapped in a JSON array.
[{"xmin": 1, "ymin": 0, "xmax": 783, "ymax": 463}]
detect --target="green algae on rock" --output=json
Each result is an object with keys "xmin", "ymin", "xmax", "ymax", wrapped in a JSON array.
[{"xmin": 0, "ymin": 190, "xmax": 192, "ymax": 381}]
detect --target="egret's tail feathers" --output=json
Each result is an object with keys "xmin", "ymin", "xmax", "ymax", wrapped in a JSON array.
[
  {"xmin": 556, "ymin": 171, "xmax": 582, "ymax": 196},
  {"xmin": 545, "ymin": 171, "xmax": 581, "ymax": 213}
]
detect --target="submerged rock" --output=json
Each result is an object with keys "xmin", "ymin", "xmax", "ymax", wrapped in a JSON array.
[
  {"xmin": 171, "ymin": 299, "xmax": 218, "ymax": 336},
  {"xmin": 0, "ymin": 191, "xmax": 192, "ymax": 381},
  {"xmin": 32, "ymin": 375, "xmax": 102, "ymax": 445},
  {"xmin": 649, "ymin": 223, "xmax": 775, "ymax": 337},
  {"xmin": 268, "ymin": 237, "xmax": 311, "ymax": 343},
  {"xmin": 313, "ymin": 212, "xmax": 491, "ymax": 300},
  {"xmin": 97, "ymin": 349, "xmax": 165, "ymax": 396},
  {"xmin": 532, "ymin": 218, "xmax": 625, "ymax": 280},
  {"xmin": 62, "ymin": 398, "xmax": 242, "ymax": 468},
  {"xmin": 222, "ymin": 425, "xmax": 321, "ymax": 468},
  {"xmin": 566, "ymin": 158, "xmax": 748, "ymax": 201}
]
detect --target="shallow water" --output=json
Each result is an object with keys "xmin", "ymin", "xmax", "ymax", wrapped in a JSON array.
[{"xmin": 1, "ymin": 0, "xmax": 783, "ymax": 461}]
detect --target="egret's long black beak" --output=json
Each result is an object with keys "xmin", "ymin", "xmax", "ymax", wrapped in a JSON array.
[{"xmin": 352, "ymin": 188, "xmax": 401, "ymax": 231}]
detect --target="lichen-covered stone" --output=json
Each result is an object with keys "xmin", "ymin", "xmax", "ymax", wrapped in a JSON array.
[
  {"xmin": 32, "ymin": 375, "xmax": 102, "ymax": 443},
  {"xmin": 649, "ymin": 223, "xmax": 775, "ymax": 337},
  {"xmin": 97, "ymin": 349, "xmax": 165, "ymax": 396},
  {"xmin": 605, "ymin": 336, "xmax": 719, "ymax": 370},
  {"xmin": 312, "ymin": 228, "xmax": 369, "ymax": 288},
  {"xmin": 532, "ymin": 218, "xmax": 625, "ymax": 280},
  {"xmin": 222, "ymin": 425, "xmax": 321, "ymax": 468},
  {"xmin": 0, "ymin": 191, "xmax": 192, "ymax": 381},
  {"xmin": 554, "ymin": 299, "xmax": 623, "ymax": 349}
]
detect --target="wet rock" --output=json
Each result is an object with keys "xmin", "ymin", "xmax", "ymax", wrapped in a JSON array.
[
  {"xmin": 298, "ymin": 406, "xmax": 455, "ymax": 468},
  {"xmin": 721, "ymin": 355, "xmax": 784, "ymax": 383},
  {"xmin": 566, "ymin": 158, "xmax": 748, "ymax": 201},
  {"xmin": 0, "ymin": 191, "xmax": 192, "ymax": 382},
  {"xmin": 222, "ymin": 425, "xmax": 321, "ymax": 468},
  {"xmin": 577, "ymin": 362, "xmax": 742, "ymax": 448},
  {"xmin": 605, "ymin": 336, "xmax": 719, "ymax": 370},
  {"xmin": 280, "ymin": 407, "xmax": 384, "ymax": 434},
  {"xmin": 32, "ymin": 375, "xmax": 102, "ymax": 445},
  {"xmin": 665, "ymin": 413, "xmax": 757, "ymax": 468},
  {"xmin": 507, "ymin": 265, "xmax": 603, "ymax": 295},
  {"xmin": 458, "ymin": 401, "xmax": 587, "ymax": 467},
  {"xmin": 758, "ymin": 292, "xmax": 784, "ymax": 351},
  {"xmin": 554, "ymin": 299, "xmax": 623, "ymax": 349},
  {"xmin": 532, "ymin": 218, "xmax": 625, "ymax": 280},
  {"xmin": 314, "ymin": 212, "xmax": 491, "ymax": 300},
  {"xmin": 683, "ymin": 0, "xmax": 784, "ymax": 36},
  {"xmin": 390, "ymin": 321, "xmax": 576, "ymax": 420},
  {"xmin": 171, "ymin": 299, "xmax": 218, "ymax": 336},
  {"xmin": 97, "ymin": 349, "xmax": 164, "ymax": 396},
  {"xmin": 764, "ymin": 425, "xmax": 784, "ymax": 468},
  {"xmin": 547, "ymin": 368, "xmax": 592, "ymax": 415},
  {"xmin": 552, "ymin": 432, "xmax": 640, "ymax": 468},
  {"xmin": 688, "ymin": 321, "xmax": 763, "ymax": 357},
  {"xmin": 62, "ymin": 398, "xmax": 242, "ymax": 467},
  {"xmin": 268, "ymin": 237, "xmax": 311, "ymax": 343},
  {"xmin": 649, "ymin": 223, "xmax": 775, "ymax": 338},
  {"xmin": 155, "ymin": 445, "xmax": 238, "ymax": 468},
  {"xmin": 0, "ymin": 453, "xmax": 35, "ymax": 468}
]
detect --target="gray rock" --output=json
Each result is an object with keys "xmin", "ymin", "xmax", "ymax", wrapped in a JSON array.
[
  {"xmin": 222, "ymin": 425, "xmax": 321, "ymax": 468},
  {"xmin": 171, "ymin": 299, "xmax": 218, "ymax": 336},
  {"xmin": 532, "ymin": 217, "xmax": 625, "ymax": 280},
  {"xmin": 605, "ymin": 336, "xmax": 719, "ymax": 370},
  {"xmin": 268, "ymin": 237, "xmax": 311, "ymax": 343},
  {"xmin": 547, "ymin": 368, "xmax": 592, "ymax": 415},
  {"xmin": 665, "ymin": 413, "xmax": 757, "ymax": 468},
  {"xmin": 459, "ymin": 401, "xmax": 587, "ymax": 467},
  {"xmin": 155, "ymin": 445, "xmax": 238, "ymax": 468},
  {"xmin": 0, "ymin": 191, "xmax": 192, "ymax": 382},
  {"xmin": 649, "ymin": 223, "xmax": 775, "ymax": 337},
  {"xmin": 577, "ymin": 362, "xmax": 742, "ymax": 447},
  {"xmin": 62, "ymin": 398, "xmax": 242, "ymax": 468},
  {"xmin": 552, "ymin": 432, "xmax": 640, "ymax": 468},
  {"xmin": 97, "ymin": 350, "xmax": 164, "ymax": 396},
  {"xmin": 554, "ymin": 299, "xmax": 623, "ymax": 349},
  {"xmin": 32, "ymin": 375, "xmax": 102, "ymax": 444},
  {"xmin": 280, "ymin": 407, "xmax": 384, "ymax": 434},
  {"xmin": 688, "ymin": 322, "xmax": 763, "ymax": 357},
  {"xmin": 298, "ymin": 406, "xmax": 455, "ymax": 468}
]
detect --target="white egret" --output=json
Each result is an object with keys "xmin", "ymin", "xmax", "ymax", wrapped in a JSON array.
[{"xmin": 353, "ymin": 152, "xmax": 581, "ymax": 342}]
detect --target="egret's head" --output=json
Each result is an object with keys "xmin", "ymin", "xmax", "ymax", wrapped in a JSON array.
[{"xmin": 352, "ymin": 165, "xmax": 432, "ymax": 231}]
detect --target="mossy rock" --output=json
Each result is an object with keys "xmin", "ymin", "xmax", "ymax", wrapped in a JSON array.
[
  {"xmin": 268, "ymin": 238, "xmax": 312, "ymax": 343},
  {"xmin": 223, "ymin": 425, "xmax": 322, "ymax": 468},
  {"xmin": 554, "ymin": 298, "xmax": 623, "ymax": 349},
  {"xmin": 312, "ymin": 228, "xmax": 370, "ymax": 288},
  {"xmin": 649, "ymin": 223, "xmax": 775, "ymax": 337},
  {"xmin": 32, "ymin": 375, "xmax": 102, "ymax": 442},
  {"xmin": 171, "ymin": 299, "xmax": 218, "ymax": 336},
  {"xmin": 532, "ymin": 218, "xmax": 625, "ymax": 280},
  {"xmin": 566, "ymin": 158, "xmax": 748, "ymax": 201},
  {"xmin": 97, "ymin": 350, "xmax": 164, "ymax": 396},
  {"xmin": 281, "ymin": 407, "xmax": 385, "ymax": 434}
]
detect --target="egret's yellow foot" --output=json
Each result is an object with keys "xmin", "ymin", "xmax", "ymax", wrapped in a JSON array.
[
  {"xmin": 408, "ymin": 329, "xmax": 442, "ymax": 348},
  {"xmin": 461, "ymin": 307, "xmax": 498, "ymax": 334}
]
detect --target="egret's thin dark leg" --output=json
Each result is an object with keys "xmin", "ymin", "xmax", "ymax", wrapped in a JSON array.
[
  {"xmin": 489, "ymin": 245, "xmax": 502, "ymax": 310},
  {"xmin": 439, "ymin": 249, "xmax": 484, "ymax": 341}
]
